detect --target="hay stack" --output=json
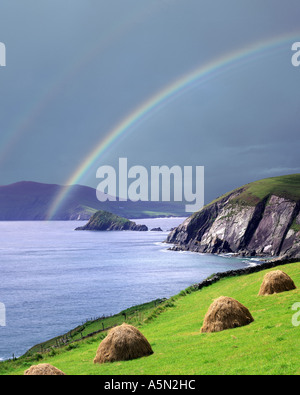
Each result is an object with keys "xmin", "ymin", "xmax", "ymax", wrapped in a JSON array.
[
  {"xmin": 24, "ymin": 363, "xmax": 66, "ymax": 375},
  {"xmin": 94, "ymin": 323, "xmax": 153, "ymax": 364},
  {"xmin": 259, "ymin": 270, "xmax": 296, "ymax": 296},
  {"xmin": 201, "ymin": 296, "xmax": 254, "ymax": 333}
]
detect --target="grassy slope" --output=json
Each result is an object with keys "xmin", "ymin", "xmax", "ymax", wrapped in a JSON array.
[
  {"xmin": 2, "ymin": 262, "xmax": 300, "ymax": 375},
  {"xmin": 232, "ymin": 173, "xmax": 300, "ymax": 205},
  {"xmin": 24, "ymin": 299, "xmax": 165, "ymax": 355},
  {"xmin": 202, "ymin": 173, "xmax": 300, "ymax": 210}
]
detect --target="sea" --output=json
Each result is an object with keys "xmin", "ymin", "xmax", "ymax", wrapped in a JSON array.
[{"xmin": 0, "ymin": 218, "xmax": 261, "ymax": 361}]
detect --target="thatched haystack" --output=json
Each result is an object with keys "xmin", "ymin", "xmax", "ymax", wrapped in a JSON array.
[
  {"xmin": 94, "ymin": 323, "xmax": 153, "ymax": 364},
  {"xmin": 259, "ymin": 270, "xmax": 296, "ymax": 296},
  {"xmin": 201, "ymin": 296, "xmax": 254, "ymax": 333},
  {"xmin": 24, "ymin": 363, "xmax": 66, "ymax": 375}
]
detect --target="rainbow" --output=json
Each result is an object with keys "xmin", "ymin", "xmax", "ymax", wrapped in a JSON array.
[
  {"xmin": 0, "ymin": 3, "xmax": 160, "ymax": 166},
  {"xmin": 47, "ymin": 33, "xmax": 299, "ymax": 220}
]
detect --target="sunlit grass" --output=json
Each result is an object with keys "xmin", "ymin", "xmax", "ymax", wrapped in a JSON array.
[{"xmin": 1, "ymin": 262, "xmax": 300, "ymax": 375}]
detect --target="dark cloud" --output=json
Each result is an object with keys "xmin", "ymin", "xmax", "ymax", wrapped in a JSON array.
[{"xmin": 0, "ymin": 0, "xmax": 299, "ymax": 203}]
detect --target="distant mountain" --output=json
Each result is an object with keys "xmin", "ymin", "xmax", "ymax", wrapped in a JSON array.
[
  {"xmin": 167, "ymin": 174, "xmax": 300, "ymax": 259},
  {"xmin": 0, "ymin": 181, "xmax": 187, "ymax": 220}
]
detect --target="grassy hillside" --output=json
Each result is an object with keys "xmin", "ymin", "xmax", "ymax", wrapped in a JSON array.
[
  {"xmin": 1, "ymin": 262, "xmax": 300, "ymax": 375},
  {"xmin": 207, "ymin": 173, "xmax": 300, "ymax": 209},
  {"xmin": 23, "ymin": 298, "xmax": 166, "ymax": 356},
  {"xmin": 232, "ymin": 173, "xmax": 300, "ymax": 206}
]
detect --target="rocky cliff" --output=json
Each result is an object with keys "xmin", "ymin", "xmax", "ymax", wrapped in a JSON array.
[
  {"xmin": 166, "ymin": 174, "xmax": 300, "ymax": 259},
  {"xmin": 75, "ymin": 210, "xmax": 148, "ymax": 231}
]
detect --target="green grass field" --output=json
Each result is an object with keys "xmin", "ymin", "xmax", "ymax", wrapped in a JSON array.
[
  {"xmin": 23, "ymin": 298, "xmax": 166, "ymax": 356},
  {"xmin": 1, "ymin": 262, "xmax": 300, "ymax": 375},
  {"xmin": 205, "ymin": 173, "xmax": 300, "ymax": 209},
  {"xmin": 232, "ymin": 173, "xmax": 300, "ymax": 205}
]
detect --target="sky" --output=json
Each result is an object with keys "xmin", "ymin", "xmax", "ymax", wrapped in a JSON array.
[{"xmin": 0, "ymin": 0, "xmax": 300, "ymax": 204}]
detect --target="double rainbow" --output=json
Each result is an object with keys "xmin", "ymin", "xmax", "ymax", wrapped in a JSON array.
[{"xmin": 47, "ymin": 33, "xmax": 298, "ymax": 219}]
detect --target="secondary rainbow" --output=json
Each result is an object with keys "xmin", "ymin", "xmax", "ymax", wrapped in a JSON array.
[
  {"xmin": 47, "ymin": 33, "xmax": 299, "ymax": 220},
  {"xmin": 0, "ymin": 3, "xmax": 158, "ymax": 166}
]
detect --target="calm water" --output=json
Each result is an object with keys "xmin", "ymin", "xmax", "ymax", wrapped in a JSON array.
[{"xmin": 0, "ymin": 219, "xmax": 258, "ymax": 360}]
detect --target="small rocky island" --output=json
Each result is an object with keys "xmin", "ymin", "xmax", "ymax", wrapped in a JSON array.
[{"xmin": 75, "ymin": 210, "xmax": 148, "ymax": 231}]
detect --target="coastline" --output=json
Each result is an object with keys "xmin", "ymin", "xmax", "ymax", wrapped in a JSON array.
[
  {"xmin": 191, "ymin": 256, "xmax": 300, "ymax": 291},
  {"xmin": 1, "ymin": 217, "xmax": 297, "ymax": 362},
  {"xmin": 12, "ymin": 254, "xmax": 297, "ymax": 361},
  {"xmin": 2, "ymin": 257, "xmax": 300, "ymax": 375},
  {"xmin": 1, "ymin": 218, "xmax": 245, "ymax": 361}
]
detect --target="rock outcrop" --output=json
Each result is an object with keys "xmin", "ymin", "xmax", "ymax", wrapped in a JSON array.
[
  {"xmin": 166, "ymin": 174, "xmax": 300, "ymax": 259},
  {"xmin": 75, "ymin": 210, "xmax": 148, "ymax": 231}
]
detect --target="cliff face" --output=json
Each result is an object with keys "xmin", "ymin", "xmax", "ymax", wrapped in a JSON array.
[
  {"xmin": 75, "ymin": 210, "xmax": 148, "ymax": 231},
  {"xmin": 166, "ymin": 175, "xmax": 300, "ymax": 259}
]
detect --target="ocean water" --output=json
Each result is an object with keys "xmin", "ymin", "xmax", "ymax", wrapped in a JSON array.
[{"xmin": 0, "ymin": 219, "xmax": 257, "ymax": 360}]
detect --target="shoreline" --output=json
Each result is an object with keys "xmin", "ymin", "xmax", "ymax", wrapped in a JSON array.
[
  {"xmin": 191, "ymin": 256, "xmax": 300, "ymax": 291},
  {"xmin": 6, "ymin": 255, "xmax": 297, "ymax": 363},
  {"xmin": 1, "ymin": 218, "xmax": 297, "ymax": 362}
]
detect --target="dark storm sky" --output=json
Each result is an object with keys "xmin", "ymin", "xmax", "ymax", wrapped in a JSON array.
[{"xmin": 0, "ymin": 0, "xmax": 300, "ymax": 203}]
